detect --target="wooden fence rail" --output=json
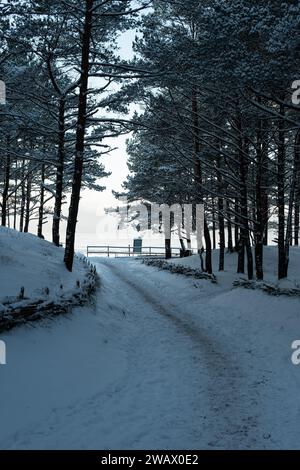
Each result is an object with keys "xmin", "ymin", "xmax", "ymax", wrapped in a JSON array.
[{"xmin": 86, "ymin": 245, "xmax": 185, "ymax": 258}]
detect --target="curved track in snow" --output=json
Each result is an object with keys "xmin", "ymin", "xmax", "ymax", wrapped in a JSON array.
[{"xmin": 1, "ymin": 258, "xmax": 300, "ymax": 449}]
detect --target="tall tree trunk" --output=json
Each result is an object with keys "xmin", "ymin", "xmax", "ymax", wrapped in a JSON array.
[
  {"xmin": 262, "ymin": 194, "xmax": 269, "ymax": 246},
  {"xmin": 262, "ymin": 136, "xmax": 269, "ymax": 246},
  {"xmin": 277, "ymin": 103, "xmax": 286, "ymax": 279},
  {"xmin": 212, "ymin": 197, "xmax": 216, "ymax": 250},
  {"xmin": 237, "ymin": 118, "xmax": 253, "ymax": 280},
  {"xmin": 243, "ymin": 175, "xmax": 253, "ymax": 278},
  {"xmin": 254, "ymin": 112, "xmax": 264, "ymax": 280},
  {"xmin": 179, "ymin": 237, "xmax": 186, "ymax": 256},
  {"xmin": 192, "ymin": 89, "xmax": 212, "ymax": 273},
  {"xmin": 19, "ymin": 160, "xmax": 26, "ymax": 232},
  {"xmin": 13, "ymin": 160, "xmax": 18, "ymax": 230},
  {"xmin": 226, "ymin": 199, "xmax": 233, "ymax": 252},
  {"xmin": 64, "ymin": 0, "xmax": 94, "ymax": 271},
  {"xmin": 178, "ymin": 219, "xmax": 186, "ymax": 256},
  {"xmin": 295, "ymin": 200, "xmax": 299, "ymax": 246},
  {"xmin": 204, "ymin": 218, "xmax": 212, "ymax": 273},
  {"xmin": 52, "ymin": 99, "xmax": 65, "ymax": 246},
  {"xmin": 7, "ymin": 206, "xmax": 10, "ymax": 227},
  {"xmin": 234, "ymin": 197, "xmax": 239, "ymax": 250},
  {"xmin": 24, "ymin": 169, "xmax": 32, "ymax": 233},
  {"xmin": 2, "ymin": 140, "xmax": 11, "ymax": 226},
  {"xmin": 165, "ymin": 238, "xmax": 171, "ymax": 259},
  {"xmin": 38, "ymin": 163, "xmax": 45, "ymax": 239},
  {"xmin": 237, "ymin": 239, "xmax": 245, "ymax": 273},
  {"xmin": 216, "ymin": 156, "xmax": 225, "ymax": 271}
]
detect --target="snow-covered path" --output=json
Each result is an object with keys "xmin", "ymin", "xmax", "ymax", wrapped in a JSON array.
[
  {"xmin": 97, "ymin": 260, "xmax": 258, "ymax": 449},
  {"xmin": 1, "ymin": 258, "xmax": 300, "ymax": 449}
]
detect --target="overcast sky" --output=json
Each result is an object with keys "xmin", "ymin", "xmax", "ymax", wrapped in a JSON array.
[{"xmin": 42, "ymin": 30, "xmax": 138, "ymax": 251}]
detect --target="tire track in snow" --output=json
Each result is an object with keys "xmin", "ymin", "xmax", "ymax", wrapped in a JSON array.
[
  {"xmin": 103, "ymin": 260, "xmax": 262, "ymax": 449},
  {"xmin": 2, "ymin": 259, "xmax": 263, "ymax": 449}
]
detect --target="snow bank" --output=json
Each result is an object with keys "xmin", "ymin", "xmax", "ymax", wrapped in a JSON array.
[
  {"xmin": 0, "ymin": 227, "xmax": 86, "ymax": 300},
  {"xmin": 167, "ymin": 246, "xmax": 300, "ymax": 288}
]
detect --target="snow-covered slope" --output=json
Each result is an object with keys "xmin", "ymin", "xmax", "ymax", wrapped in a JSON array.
[
  {"xmin": 168, "ymin": 246, "xmax": 300, "ymax": 288},
  {"xmin": 0, "ymin": 227, "xmax": 85, "ymax": 299}
]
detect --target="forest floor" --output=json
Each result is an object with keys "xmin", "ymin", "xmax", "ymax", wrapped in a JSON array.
[{"xmin": 1, "ymin": 245, "xmax": 300, "ymax": 449}]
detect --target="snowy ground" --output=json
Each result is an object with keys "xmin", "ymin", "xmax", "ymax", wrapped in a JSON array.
[
  {"xmin": 1, "ymin": 252, "xmax": 300, "ymax": 449},
  {"xmin": 0, "ymin": 227, "xmax": 85, "ymax": 300},
  {"xmin": 169, "ymin": 246, "xmax": 300, "ymax": 289}
]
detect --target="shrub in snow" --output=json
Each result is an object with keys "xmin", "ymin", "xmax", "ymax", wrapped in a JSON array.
[{"xmin": 142, "ymin": 259, "xmax": 217, "ymax": 283}]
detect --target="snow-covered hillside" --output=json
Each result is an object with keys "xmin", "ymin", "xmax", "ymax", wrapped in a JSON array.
[
  {"xmin": 0, "ymin": 227, "xmax": 85, "ymax": 299},
  {"xmin": 169, "ymin": 247, "xmax": 300, "ymax": 289}
]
